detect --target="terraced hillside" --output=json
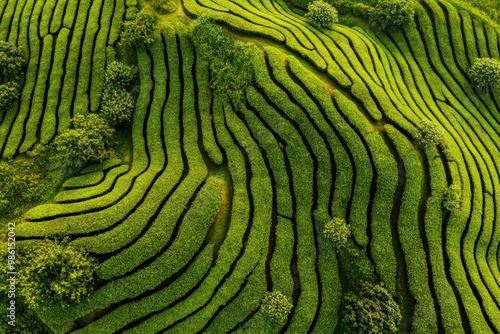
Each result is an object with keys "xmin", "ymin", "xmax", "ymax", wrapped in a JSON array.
[
  {"xmin": 0, "ymin": 0, "xmax": 131, "ymax": 156},
  {"xmin": 2, "ymin": 0, "xmax": 500, "ymax": 332}
]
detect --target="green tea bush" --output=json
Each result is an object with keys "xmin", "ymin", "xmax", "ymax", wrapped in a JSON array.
[
  {"xmin": 323, "ymin": 217, "xmax": 351, "ymax": 250},
  {"xmin": 305, "ymin": 0, "xmax": 339, "ymax": 28},
  {"xmin": 0, "ymin": 41, "xmax": 25, "ymax": 82},
  {"xmin": 260, "ymin": 291, "xmax": 293, "ymax": 322},
  {"xmin": 468, "ymin": 58, "xmax": 500, "ymax": 90},
  {"xmin": 0, "ymin": 81, "xmax": 19, "ymax": 110},
  {"xmin": 105, "ymin": 60, "xmax": 137, "ymax": 89},
  {"xmin": 415, "ymin": 120, "xmax": 444, "ymax": 147},
  {"xmin": 120, "ymin": 10, "xmax": 156, "ymax": 48},
  {"xmin": 443, "ymin": 183, "xmax": 462, "ymax": 211},
  {"xmin": 53, "ymin": 113, "xmax": 115, "ymax": 169},
  {"xmin": 100, "ymin": 88, "xmax": 135, "ymax": 125},
  {"xmin": 370, "ymin": 0, "xmax": 415, "ymax": 30},
  {"xmin": 18, "ymin": 239, "xmax": 98, "ymax": 309},
  {"xmin": 341, "ymin": 282, "xmax": 401, "ymax": 333}
]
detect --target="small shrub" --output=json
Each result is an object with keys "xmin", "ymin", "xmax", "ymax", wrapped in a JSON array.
[
  {"xmin": 468, "ymin": 57, "xmax": 500, "ymax": 90},
  {"xmin": 443, "ymin": 183, "xmax": 462, "ymax": 211},
  {"xmin": 105, "ymin": 60, "xmax": 137, "ymax": 89},
  {"xmin": 416, "ymin": 120, "xmax": 444, "ymax": 147},
  {"xmin": 120, "ymin": 10, "xmax": 156, "ymax": 48},
  {"xmin": 341, "ymin": 282, "xmax": 401, "ymax": 333},
  {"xmin": 305, "ymin": 0, "xmax": 339, "ymax": 29},
  {"xmin": 0, "ymin": 41, "xmax": 25, "ymax": 82},
  {"xmin": 18, "ymin": 239, "xmax": 98, "ymax": 309},
  {"xmin": 370, "ymin": 0, "xmax": 415, "ymax": 30},
  {"xmin": 53, "ymin": 113, "xmax": 115, "ymax": 169},
  {"xmin": 323, "ymin": 217, "xmax": 351, "ymax": 250},
  {"xmin": 261, "ymin": 291, "xmax": 293, "ymax": 322},
  {"xmin": 100, "ymin": 88, "xmax": 135, "ymax": 126},
  {"xmin": 0, "ymin": 81, "xmax": 19, "ymax": 110}
]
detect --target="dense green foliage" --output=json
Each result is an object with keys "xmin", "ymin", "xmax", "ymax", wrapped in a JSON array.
[
  {"xmin": 3, "ymin": 0, "xmax": 500, "ymax": 331},
  {"xmin": 341, "ymin": 282, "xmax": 401, "ymax": 333},
  {"xmin": 100, "ymin": 60, "xmax": 137, "ymax": 125},
  {"xmin": 468, "ymin": 57, "xmax": 500, "ymax": 90},
  {"xmin": 0, "ymin": 41, "xmax": 25, "ymax": 82},
  {"xmin": 120, "ymin": 10, "xmax": 156, "ymax": 48},
  {"xmin": 53, "ymin": 113, "xmax": 115, "ymax": 169},
  {"xmin": 153, "ymin": 0, "xmax": 179, "ymax": 14},
  {"xmin": 0, "ymin": 161, "xmax": 47, "ymax": 217},
  {"xmin": 443, "ymin": 183, "xmax": 462, "ymax": 211},
  {"xmin": 0, "ymin": 81, "xmax": 19, "ymax": 110},
  {"xmin": 462, "ymin": 0, "xmax": 500, "ymax": 22},
  {"xmin": 370, "ymin": 0, "xmax": 415, "ymax": 30},
  {"xmin": 323, "ymin": 217, "xmax": 351, "ymax": 250},
  {"xmin": 260, "ymin": 291, "xmax": 294, "ymax": 322},
  {"xmin": 337, "ymin": 241, "xmax": 378, "ymax": 291},
  {"xmin": 104, "ymin": 60, "xmax": 137, "ymax": 90},
  {"xmin": 0, "ymin": 145, "xmax": 67, "ymax": 218},
  {"xmin": 415, "ymin": 120, "xmax": 444, "ymax": 147},
  {"xmin": 18, "ymin": 240, "xmax": 98, "ymax": 309},
  {"xmin": 100, "ymin": 88, "xmax": 135, "ymax": 125},
  {"xmin": 0, "ymin": 41, "xmax": 24, "ymax": 111},
  {"xmin": 190, "ymin": 16, "xmax": 255, "ymax": 97},
  {"xmin": 305, "ymin": 0, "xmax": 339, "ymax": 28}
]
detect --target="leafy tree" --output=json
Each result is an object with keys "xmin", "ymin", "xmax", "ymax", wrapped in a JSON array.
[
  {"xmin": 0, "ymin": 252, "xmax": 53, "ymax": 334},
  {"xmin": 120, "ymin": 10, "xmax": 156, "ymax": 48},
  {"xmin": 100, "ymin": 88, "xmax": 135, "ymax": 126},
  {"xmin": 53, "ymin": 113, "xmax": 115, "ymax": 169},
  {"xmin": 0, "ymin": 41, "xmax": 25, "ymax": 82},
  {"xmin": 105, "ymin": 60, "xmax": 137, "ymax": 89},
  {"xmin": 190, "ymin": 16, "xmax": 255, "ymax": 97},
  {"xmin": 323, "ymin": 217, "xmax": 351, "ymax": 250},
  {"xmin": 370, "ymin": 0, "xmax": 415, "ymax": 30},
  {"xmin": 468, "ymin": 57, "xmax": 500, "ymax": 90},
  {"xmin": 18, "ymin": 239, "xmax": 98, "ymax": 309},
  {"xmin": 0, "ymin": 81, "xmax": 19, "ymax": 111},
  {"xmin": 305, "ymin": 0, "xmax": 339, "ymax": 28},
  {"xmin": 443, "ymin": 183, "xmax": 462, "ymax": 211},
  {"xmin": 416, "ymin": 120, "xmax": 444, "ymax": 147},
  {"xmin": 341, "ymin": 282, "xmax": 401, "ymax": 333},
  {"xmin": 260, "ymin": 291, "xmax": 293, "ymax": 322}
]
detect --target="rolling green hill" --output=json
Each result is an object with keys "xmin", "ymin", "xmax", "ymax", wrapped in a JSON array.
[{"xmin": 1, "ymin": 0, "xmax": 500, "ymax": 332}]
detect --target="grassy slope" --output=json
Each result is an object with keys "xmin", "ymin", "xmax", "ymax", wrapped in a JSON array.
[{"xmin": 1, "ymin": 0, "xmax": 500, "ymax": 332}]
